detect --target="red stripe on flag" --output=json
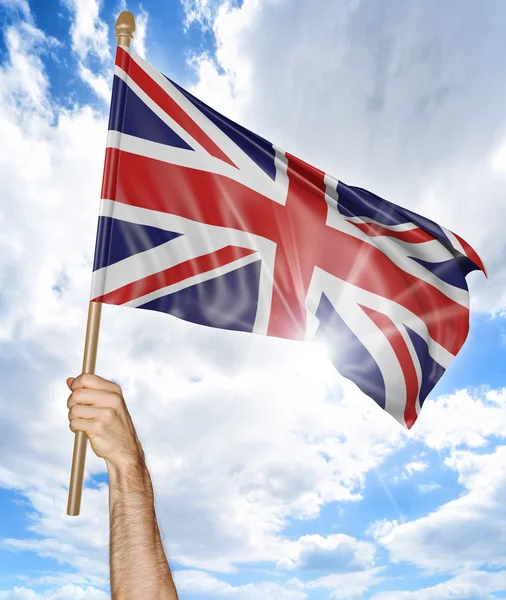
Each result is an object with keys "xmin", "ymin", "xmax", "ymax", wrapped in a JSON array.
[
  {"xmin": 94, "ymin": 245, "xmax": 257, "ymax": 305},
  {"xmin": 351, "ymin": 222, "xmax": 434, "ymax": 244},
  {"xmin": 115, "ymin": 47, "xmax": 237, "ymax": 169},
  {"xmin": 101, "ymin": 147, "xmax": 121, "ymax": 200},
  {"xmin": 360, "ymin": 306, "xmax": 419, "ymax": 429},
  {"xmin": 452, "ymin": 231, "xmax": 486, "ymax": 276}
]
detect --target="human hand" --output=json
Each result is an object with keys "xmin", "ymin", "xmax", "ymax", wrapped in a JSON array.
[{"xmin": 67, "ymin": 373, "xmax": 144, "ymax": 470}]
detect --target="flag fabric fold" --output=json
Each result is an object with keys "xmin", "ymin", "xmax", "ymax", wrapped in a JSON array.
[{"xmin": 91, "ymin": 45, "xmax": 485, "ymax": 429}]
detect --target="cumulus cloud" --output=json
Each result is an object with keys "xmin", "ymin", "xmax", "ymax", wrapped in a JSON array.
[
  {"xmin": 60, "ymin": 0, "xmax": 150, "ymax": 101},
  {"xmin": 277, "ymin": 533, "xmax": 375, "ymax": 573},
  {"xmin": 134, "ymin": 6, "xmax": 148, "ymax": 59},
  {"xmin": 181, "ymin": 0, "xmax": 217, "ymax": 30},
  {"xmin": 413, "ymin": 388, "xmax": 506, "ymax": 450},
  {"xmin": 376, "ymin": 445, "xmax": 506, "ymax": 573},
  {"xmin": 306, "ymin": 567, "xmax": 385, "ymax": 599},
  {"xmin": 173, "ymin": 569, "xmax": 307, "ymax": 599},
  {"xmin": 0, "ymin": 585, "xmax": 109, "ymax": 600},
  {"xmin": 371, "ymin": 569, "xmax": 506, "ymax": 600}
]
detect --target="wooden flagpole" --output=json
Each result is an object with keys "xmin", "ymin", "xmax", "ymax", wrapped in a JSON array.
[{"xmin": 67, "ymin": 11, "xmax": 136, "ymax": 517}]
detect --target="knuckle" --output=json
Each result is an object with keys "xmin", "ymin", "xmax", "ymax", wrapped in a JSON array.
[
  {"xmin": 72, "ymin": 388, "xmax": 85, "ymax": 402},
  {"xmin": 103, "ymin": 407, "xmax": 116, "ymax": 421},
  {"xmin": 112, "ymin": 382, "xmax": 122, "ymax": 396},
  {"xmin": 80, "ymin": 373, "xmax": 94, "ymax": 388},
  {"xmin": 69, "ymin": 405, "xmax": 81, "ymax": 419},
  {"xmin": 111, "ymin": 393, "xmax": 123, "ymax": 408}
]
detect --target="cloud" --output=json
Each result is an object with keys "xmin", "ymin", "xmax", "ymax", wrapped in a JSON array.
[
  {"xmin": 60, "ymin": 0, "xmax": 112, "ymax": 101},
  {"xmin": 417, "ymin": 483, "xmax": 442, "ymax": 494},
  {"xmin": 0, "ymin": 585, "xmax": 109, "ymax": 600},
  {"xmin": 371, "ymin": 569, "xmax": 506, "ymax": 600},
  {"xmin": 405, "ymin": 461, "xmax": 428, "ymax": 476},
  {"xmin": 63, "ymin": 0, "xmax": 110, "ymax": 63},
  {"xmin": 376, "ymin": 445, "xmax": 506, "ymax": 573},
  {"xmin": 413, "ymin": 388, "xmax": 506, "ymax": 450},
  {"xmin": 391, "ymin": 459, "xmax": 429, "ymax": 483},
  {"xmin": 181, "ymin": 0, "xmax": 217, "ymax": 31},
  {"xmin": 0, "ymin": 0, "xmax": 31, "ymax": 20},
  {"xmin": 134, "ymin": 6, "xmax": 148, "ymax": 59},
  {"xmin": 173, "ymin": 569, "xmax": 308, "ymax": 599},
  {"xmin": 305, "ymin": 567, "xmax": 385, "ymax": 599},
  {"xmin": 59, "ymin": 0, "xmax": 149, "ymax": 99},
  {"xmin": 276, "ymin": 533, "xmax": 376, "ymax": 573}
]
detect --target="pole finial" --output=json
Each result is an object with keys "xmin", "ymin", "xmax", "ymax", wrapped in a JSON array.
[{"xmin": 115, "ymin": 11, "xmax": 136, "ymax": 47}]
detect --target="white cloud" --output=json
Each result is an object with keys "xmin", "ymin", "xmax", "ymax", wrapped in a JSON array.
[
  {"xmin": 376, "ymin": 445, "xmax": 506, "ymax": 573},
  {"xmin": 181, "ymin": 0, "xmax": 217, "ymax": 30},
  {"xmin": 391, "ymin": 459, "xmax": 429, "ymax": 483},
  {"xmin": 0, "ymin": 21, "xmax": 57, "ymax": 115},
  {"xmin": 277, "ymin": 533, "xmax": 375, "ymax": 573},
  {"xmin": 0, "ymin": 585, "xmax": 109, "ymax": 600},
  {"xmin": 60, "ymin": 0, "xmax": 149, "ymax": 98},
  {"xmin": 417, "ymin": 483, "xmax": 442, "ymax": 494},
  {"xmin": 173, "ymin": 569, "xmax": 307, "ymax": 599},
  {"xmin": 78, "ymin": 63, "xmax": 111, "ymax": 101},
  {"xmin": 186, "ymin": 0, "xmax": 261, "ymax": 121},
  {"xmin": 63, "ymin": 0, "xmax": 110, "ymax": 63},
  {"xmin": 491, "ymin": 142, "xmax": 506, "ymax": 171},
  {"xmin": 306, "ymin": 567, "xmax": 385, "ymax": 599},
  {"xmin": 413, "ymin": 388, "xmax": 506, "ymax": 450},
  {"xmin": 371, "ymin": 569, "xmax": 506, "ymax": 600},
  {"xmin": 61, "ymin": 0, "xmax": 113, "ymax": 100},
  {"xmin": 405, "ymin": 461, "xmax": 428, "ymax": 475},
  {"xmin": 0, "ymin": 0, "xmax": 31, "ymax": 20},
  {"xmin": 134, "ymin": 7, "xmax": 148, "ymax": 59}
]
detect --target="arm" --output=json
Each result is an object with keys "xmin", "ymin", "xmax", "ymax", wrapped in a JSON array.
[{"xmin": 67, "ymin": 374, "xmax": 178, "ymax": 600}]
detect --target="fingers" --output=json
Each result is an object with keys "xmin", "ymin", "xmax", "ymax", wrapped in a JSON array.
[
  {"xmin": 69, "ymin": 404, "xmax": 115, "ymax": 421},
  {"xmin": 67, "ymin": 388, "xmax": 123, "ymax": 410},
  {"xmin": 70, "ymin": 373, "xmax": 122, "ymax": 395},
  {"xmin": 68, "ymin": 405, "xmax": 119, "ymax": 436},
  {"xmin": 69, "ymin": 416, "xmax": 99, "ymax": 434}
]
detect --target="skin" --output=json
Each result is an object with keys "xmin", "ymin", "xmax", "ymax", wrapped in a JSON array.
[{"xmin": 67, "ymin": 373, "xmax": 179, "ymax": 600}]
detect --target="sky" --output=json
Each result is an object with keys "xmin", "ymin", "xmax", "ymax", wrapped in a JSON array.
[{"xmin": 0, "ymin": 0, "xmax": 506, "ymax": 598}]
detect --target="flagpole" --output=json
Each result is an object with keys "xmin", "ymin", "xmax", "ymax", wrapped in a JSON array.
[{"xmin": 67, "ymin": 11, "xmax": 136, "ymax": 517}]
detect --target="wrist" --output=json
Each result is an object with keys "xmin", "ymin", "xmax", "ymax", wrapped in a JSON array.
[{"xmin": 106, "ymin": 452, "xmax": 151, "ymax": 493}]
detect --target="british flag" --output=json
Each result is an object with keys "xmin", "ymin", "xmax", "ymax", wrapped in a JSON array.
[{"xmin": 91, "ymin": 46, "xmax": 486, "ymax": 429}]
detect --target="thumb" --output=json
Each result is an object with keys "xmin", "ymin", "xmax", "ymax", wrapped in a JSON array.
[{"xmin": 66, "ymin": 377, "xmax": 75, "ymax": 390}]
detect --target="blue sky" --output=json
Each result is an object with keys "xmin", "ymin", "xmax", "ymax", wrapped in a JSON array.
[{"xmin": 1, "ymin": 0, "xmax": 506, "ymax": 599}]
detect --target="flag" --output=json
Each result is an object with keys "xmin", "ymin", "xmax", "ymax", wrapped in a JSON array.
[{"xmin": 91, "ymin": 46, "xmax": 486, "ymax": 429}]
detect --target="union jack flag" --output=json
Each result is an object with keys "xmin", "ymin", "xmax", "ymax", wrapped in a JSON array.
[{"xmin": 91, "ymin": 46, "xmax": 486, "ymax": 429}]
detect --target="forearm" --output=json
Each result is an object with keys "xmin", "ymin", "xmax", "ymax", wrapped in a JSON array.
[{"xmin": 107, "ymin": 455, "xmax": 178, "ymax": 600}]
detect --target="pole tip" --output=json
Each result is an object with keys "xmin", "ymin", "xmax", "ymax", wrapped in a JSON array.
[{"xmin": 115, "ymin": 11, "xmax": 136, "ymax": 47}]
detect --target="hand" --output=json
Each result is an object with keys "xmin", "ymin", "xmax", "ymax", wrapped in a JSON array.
[{"xmin": 67, "ymin": 373, "xmax": 144, "ymax": 470}]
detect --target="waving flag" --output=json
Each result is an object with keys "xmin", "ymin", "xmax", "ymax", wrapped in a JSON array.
[{"xmin": 91, "ymin": 46, "xmax": 485, "ymax": 429}]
